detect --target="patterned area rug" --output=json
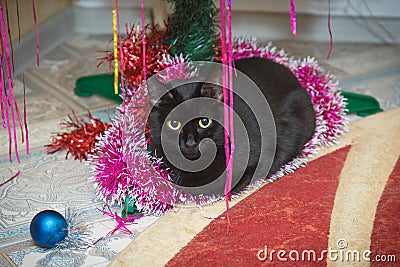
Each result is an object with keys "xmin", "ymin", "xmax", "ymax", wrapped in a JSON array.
[
  {"xmin": 0, "ymin": 35, "xmax": 160, "ymax": 267},
  {"xmin": 0, "ymin": 112, "xmax": 159, "ymax": 267},
  {"xmin": 111, "ymin": 109, "xmax": 400, "ymax": 266},
  {"xmin": 167, "ymin": 146, "xmax": 352, "ymax": 266}
]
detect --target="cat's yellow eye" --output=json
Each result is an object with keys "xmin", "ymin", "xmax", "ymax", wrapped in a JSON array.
[
  {"xmin": 167, "ymin": 120, "xmax": 181, "ymax": 130},
  {"xmin": 199, "ymin": 117, "xmax": 212, "ymax": 129}
]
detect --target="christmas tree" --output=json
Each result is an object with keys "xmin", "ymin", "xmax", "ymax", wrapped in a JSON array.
[{"xmin": 166, "ymin": 0, "xmax": 218, "ymax": 61}]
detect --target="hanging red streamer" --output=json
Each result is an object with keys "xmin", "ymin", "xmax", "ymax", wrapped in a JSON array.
[{"xmin": 98, "ymin": 24, "xmax": 169, "ymax": 87}]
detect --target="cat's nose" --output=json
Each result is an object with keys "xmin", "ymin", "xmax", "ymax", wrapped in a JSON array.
[{"xmin": 185, "ymin": 134, "xmax": 197, "ymax": 149}]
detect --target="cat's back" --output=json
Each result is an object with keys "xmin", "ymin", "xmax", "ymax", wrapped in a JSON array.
[{"xmin": 234, "ymin": 57, "xmax": 303, "ymax": 102}]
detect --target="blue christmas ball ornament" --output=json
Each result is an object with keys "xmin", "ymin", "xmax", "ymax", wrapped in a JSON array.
[{"xmin": 30, "ymin": 210, "xmax": 68, "ymax": 248}]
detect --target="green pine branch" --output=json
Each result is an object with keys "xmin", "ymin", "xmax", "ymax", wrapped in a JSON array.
[{"xmin": 166, "ymin": 0, "xmax": 218, "ymax": 61}]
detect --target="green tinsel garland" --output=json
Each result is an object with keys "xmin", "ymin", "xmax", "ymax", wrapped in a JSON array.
[{"xmin": 166, "ymin": 0, "xmax": 218, "ymax": 61}]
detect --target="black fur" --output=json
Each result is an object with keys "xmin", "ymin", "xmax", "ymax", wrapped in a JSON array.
[{"xmin": 147, "ymin": 57, "xmax": 316, "ymax": 194}]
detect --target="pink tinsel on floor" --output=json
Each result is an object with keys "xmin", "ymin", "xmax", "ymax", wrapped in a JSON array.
[{"xmin": 90, "ymin": 38, "xmax": 348, "ymax": 215}]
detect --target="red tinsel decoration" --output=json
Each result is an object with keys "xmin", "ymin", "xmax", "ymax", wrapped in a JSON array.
[
  {"xmin": 98, "ymin": 24, "xmax": 170, "ymax": 86},
  {"xmin": 213, "ymin": 37, "xmax": 223, "ymax": 63},
  {"xmin": 45, "ymin": 112, "xmax": 111, "ymax": 161}
]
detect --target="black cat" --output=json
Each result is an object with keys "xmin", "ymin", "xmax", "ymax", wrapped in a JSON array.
[{"xmin": 147, "ymin": 57, "xmax": 315, "ymax": 195}]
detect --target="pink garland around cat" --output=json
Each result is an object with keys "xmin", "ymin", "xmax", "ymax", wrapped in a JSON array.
[{"xmin": 90, "ymin": 37, "xmax": 348, "ymax": 216}]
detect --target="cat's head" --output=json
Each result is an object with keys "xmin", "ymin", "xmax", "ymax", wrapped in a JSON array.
[{"xmin": 147, "ymin": 75, "xmax": 225, "ymax": 163}]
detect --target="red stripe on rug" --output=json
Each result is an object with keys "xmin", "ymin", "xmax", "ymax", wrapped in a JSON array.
[
  {"xmin": 370, "ymin": 156, "xmax": 400, "ymax": 265},
  {"xmin": 167, "ymin": 146, "xmax": 351, "ymax": 266}
]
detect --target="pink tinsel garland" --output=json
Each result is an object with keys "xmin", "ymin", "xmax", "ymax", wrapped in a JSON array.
[{"xmin": 90, "ymin": 38, "xmax": 348, "ymax": 215}]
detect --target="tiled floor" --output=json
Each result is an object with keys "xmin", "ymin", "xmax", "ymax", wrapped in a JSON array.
[
  {"xmin": 1, "ymin": 34, "xmax": 399, "ymax": 266},
  {"xmin": 0, "ymin": 34, "xmax": 155, "ymax": 267}
]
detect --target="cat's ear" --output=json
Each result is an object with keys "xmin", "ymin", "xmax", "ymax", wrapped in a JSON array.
[
  {"xmin": 147, "ymin": 76, "xmax": 173, "ymax": 107},
  {"xmin": 200, "ymin": 70, "xmax": 223, "ymax": 101}
]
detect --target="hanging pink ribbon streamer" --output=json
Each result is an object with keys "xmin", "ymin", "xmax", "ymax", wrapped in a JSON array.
[
  {"xmin": 14, "ymin": 99, "xmax": 25, "ymax": 147},
  {"xmin": 290, "ymin": 0, "xmax": 296, "ymax": 35},
  {"xmin": 0, "ymin": 3, "xmax": 21, "ymax": 163},
  {"xmin": 14, "ymin": 0, "xmax": 29, "ymax": 154},
  {"xmin": 226, "ymin": 0, "xmax": 234, "ymax": 203},
  {"xmin": 4, "ymin": 0, "xmax": 15, "ymax": 72},
  {"xmin": 115, "ymin": 0, "xmax": 126, "ymax": 101},
  {"xmin": 16, "ymin": 0, "xmax": 21, "ymax": 42},
  {"xmin": 0, "ymin": 66, "xmax": 4, "ymax": 127},
  {"xmin": 220, "ymin": 0, "xmax": 235, "ymax": 232},
  {"xmin": 32, "ymin": 0, "xmax": 40, "ymax": 66},
  {"xmin": 22, "ymin": 75, "xmax": 29, "ymax": 154},
  {"xmin": 326, "ymin": 0, "xmax": 333, "ymax": 59},
  {"xmin": 140, "ymin": 0, "xmax": 147, "ymax": 82},
  {"xmin": 219, "ymin": 0, "xmax": 228, "ymax": 191},
  {"xmin": 0, "ymin": 63, "xmax": 13, "ymax": 160},
  {"xmin": 5, "ymin": 0, "xmax": 26, "ymax": 152}
]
